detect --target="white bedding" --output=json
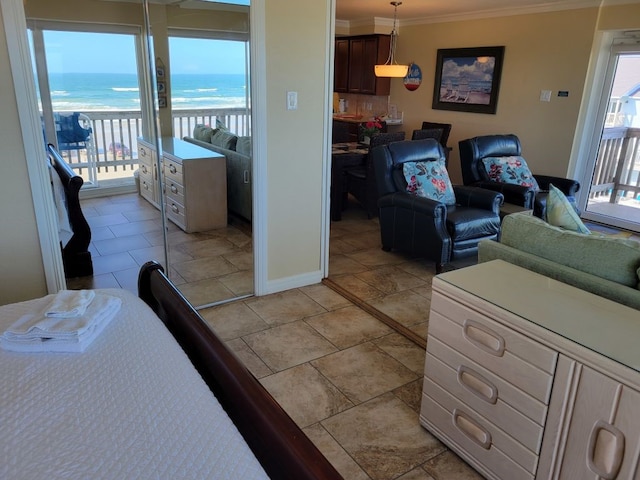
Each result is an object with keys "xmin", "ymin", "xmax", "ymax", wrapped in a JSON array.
[{"xmin": 0, "ymin": 289, "xmax": 269, "ymax": 480}]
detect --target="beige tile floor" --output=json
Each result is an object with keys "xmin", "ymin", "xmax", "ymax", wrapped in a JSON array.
[{"xmin": 70, "ymin": 192, "xmax": 483, "ymax": 479}]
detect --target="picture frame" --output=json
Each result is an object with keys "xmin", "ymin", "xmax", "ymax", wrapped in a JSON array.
[
  {"xmin": 432, "ymin": 46, "xmax": 505, "ymax": 114},
  {"xmin": 157, "ymin": 81, "xmax": 166, "ymax": 94},
  {"xmin": 157, "ymin": 96, "xmax": 167, "ymax": 108}
]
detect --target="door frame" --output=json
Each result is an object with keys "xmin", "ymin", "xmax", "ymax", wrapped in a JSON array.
[{"xmin": 570, "ymin": 31, "xmax": 640, "ymax": 231}]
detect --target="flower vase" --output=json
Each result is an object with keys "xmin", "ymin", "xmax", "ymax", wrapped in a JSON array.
[{"xmin": 362, "ymin": 136, "xmax": 371, "ymax": 145}]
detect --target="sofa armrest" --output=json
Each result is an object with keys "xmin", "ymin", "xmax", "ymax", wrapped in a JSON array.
[
  {"xmin": 533, "ymin": 175, "xmax": 580, "ymax": 196},
  {"xmin": 453, "ymin": 185, "xmax": 503, "ymax": 214}
]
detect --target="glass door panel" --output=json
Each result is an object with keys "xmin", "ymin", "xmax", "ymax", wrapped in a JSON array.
[{"xmin": 582, "ymin": 51, "xmax": 640, "ymax": 232}]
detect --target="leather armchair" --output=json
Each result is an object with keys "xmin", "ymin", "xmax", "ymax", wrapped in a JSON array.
[
  {"xmin": 459, "ymin": 134, "xmax": 580, "ymax": 217},
  {"xmin": 372, "ymin": 138, "xmax": 503, "ymax": 273}
]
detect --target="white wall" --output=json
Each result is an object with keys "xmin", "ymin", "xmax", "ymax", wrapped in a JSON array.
[{"xmin": 0, "ymin": 5, "xmax": 48, "ymax": 304}]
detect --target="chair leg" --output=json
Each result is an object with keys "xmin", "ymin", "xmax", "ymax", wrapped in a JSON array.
[{"xmin": 436, "ymin": 263, "xmax": 445, "ymax": 274}]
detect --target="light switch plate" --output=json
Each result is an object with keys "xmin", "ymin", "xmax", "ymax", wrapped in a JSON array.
[
  {"xmin": 540, "ymin": 90, "xmax": 552, "ymax": 102},
  {"xmin": 287, "ymin": 91, "xmax": 297, "ymax": 110}
]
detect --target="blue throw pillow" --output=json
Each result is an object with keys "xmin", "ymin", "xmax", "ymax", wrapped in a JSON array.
[
  {"xmin": 482, "ymin": 155, "xmax": 540, "ymax": 191},
  {"xmin": 403, "ymin": 160, "xmax": 456, "ymax": 205},
  {"xmin": 546, "ymin": 184, "xmax": 590, "ymax": 234}
]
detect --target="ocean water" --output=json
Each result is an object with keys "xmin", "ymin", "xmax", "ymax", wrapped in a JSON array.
[{"xmin": 49, "ymin": 72, "xmax": 247, "ymax": 111}]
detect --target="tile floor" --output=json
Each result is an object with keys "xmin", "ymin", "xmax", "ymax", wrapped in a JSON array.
[
  {"xmin": 70, "ymin": 192, "xmax": 482, "ymax": 479},
  {"xmin": 69, "ymin": 192, "xmax": 254, "ymax": 307}
]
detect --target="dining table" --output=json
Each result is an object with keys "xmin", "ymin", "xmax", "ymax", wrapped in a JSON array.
[{"xmin": 331, "ymin": 142, "xmax": 369, "ymax": 221}]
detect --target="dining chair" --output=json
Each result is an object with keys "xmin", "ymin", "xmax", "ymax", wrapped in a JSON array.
[{"xmin": 345, "ymin": 131, "xmax": 406, "ymax": 218}]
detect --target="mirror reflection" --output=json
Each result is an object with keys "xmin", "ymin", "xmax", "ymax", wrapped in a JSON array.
[{"xmin": 24, "ymin": 0, "xmax": 253, "ymax": 308}]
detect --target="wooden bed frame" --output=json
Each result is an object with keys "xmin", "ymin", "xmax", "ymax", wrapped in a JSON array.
[
  {"xmin": 47, "ymin": 143, "xmax": 93, "ymax": 278},
  {"xmin": 137, "ymin": 261, "xmax": 342, "ymax": 480}
]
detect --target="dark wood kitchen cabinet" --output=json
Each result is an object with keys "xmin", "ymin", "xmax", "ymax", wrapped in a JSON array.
[
  {"xmin": 334, "ymin": 38, "xmax": 350, "ymax": 92},
  {"xmin": 333, "ymin": 35, "xmax": 390, "ymax": 96}
]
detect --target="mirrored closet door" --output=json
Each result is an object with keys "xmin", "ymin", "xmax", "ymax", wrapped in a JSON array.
[{"xmin": 25, "ymin": 0, "xmax": 253, "ymax": 307}]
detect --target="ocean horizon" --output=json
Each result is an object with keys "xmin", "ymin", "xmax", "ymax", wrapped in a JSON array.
[{"xmin": 48, "ymin": 72, "xmax": 247, "ymax": 112}]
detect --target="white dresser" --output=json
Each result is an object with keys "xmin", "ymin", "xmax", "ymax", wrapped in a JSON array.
[
  {"xmin": 420, "ymin": 260, "xmax": 640, "ymax": 480},
  {"xmin": 137, "ymin": 137, "xmax": 227, "ymax": 233}
]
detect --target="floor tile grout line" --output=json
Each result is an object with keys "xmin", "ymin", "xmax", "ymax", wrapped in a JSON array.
[{"xmin": 322, "ymin": 277, "xmax": 427, "ymax": 349}]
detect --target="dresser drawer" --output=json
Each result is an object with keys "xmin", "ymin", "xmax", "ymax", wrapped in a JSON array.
[
  {"xmin": 164, "ymin": 178, "xmax": 185, "ymax": 206},
  {"xmin": 166, "ymin": 198, "xmax": 186, "ymax": 229},
  {"xmin": 139, "ymin": 162, "xmax": 153, "ymax": 177},
  {"xmin": 421, "ymin": 379, "xmax": 536, "ymax": 479},
  {"xmin": 429, "ymin": 298, "xmax": 556, "ymax": 404},
  {"xmin": 424, "ymin": 346, "xmax": 544, "ymax": 453},
  {"xmin": 427, "ymin": 335, "xmax": 548, "ymax": 426},
  {"xmin": 137, "ymin": 144, "xmax": 156, "ymax": 167},
  {"xmin": 163, "ymin": 158, "xmax": 183, "ymax": 185},
  {"xmin": 138, "ymin": 171, "xmax": 155, "ymax": 202}
]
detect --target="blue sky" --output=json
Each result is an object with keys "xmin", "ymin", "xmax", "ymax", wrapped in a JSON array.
[{"xmin": 42, "ymin": 31, "xmax": 246, "ymax": 75}]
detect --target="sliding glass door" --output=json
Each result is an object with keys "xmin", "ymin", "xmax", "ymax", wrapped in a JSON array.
[{"xmin": 580, "ymin": 46, "xmax": 640, "ymax": 232}]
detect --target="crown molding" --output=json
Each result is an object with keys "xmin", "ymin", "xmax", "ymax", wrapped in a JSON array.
[{"xmin": 337, "ymin": 0, "xmax": 640, "ymax": 29}]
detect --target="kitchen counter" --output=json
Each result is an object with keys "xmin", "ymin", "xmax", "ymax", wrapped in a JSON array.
[{"xmin": 333, "ymin": 114, "xmax": 403, "ymax": 125}]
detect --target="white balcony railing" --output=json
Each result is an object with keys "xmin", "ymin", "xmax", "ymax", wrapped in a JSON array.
[{"xmin": 54, "ymin": 108, "xmax": 250, "ymax": 187}]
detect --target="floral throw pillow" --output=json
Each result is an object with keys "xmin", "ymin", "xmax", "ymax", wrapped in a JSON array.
[
  {"xmin": 481, "ymin": 155, "xmax": 540, "ymax": 191},
  {"xmin": 403, "ymin": 160, "xmax": 456, "ymax": 205}
]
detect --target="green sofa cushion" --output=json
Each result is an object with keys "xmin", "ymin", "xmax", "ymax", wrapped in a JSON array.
[
  {"xmin": 501, "ymin": 213, "xmax": 640, "ymax": 289},
  {"xmin": 193, "ymin": 124, "xmax": 215, "ymax": 142},
  {"xmin": 210, "ymin": 130, "xmax": 238, "ymax": 150}
]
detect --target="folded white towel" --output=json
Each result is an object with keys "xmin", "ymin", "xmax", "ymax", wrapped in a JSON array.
[
  {"xmin": 1, "ymin": 294, "xmax": 122, "ymax": 353},
  {"xmin": 45, "ymin": 290, "xmax": 96, "ymax": 318}
]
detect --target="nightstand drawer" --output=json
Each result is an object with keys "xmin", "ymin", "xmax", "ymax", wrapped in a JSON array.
[
  {"xmin": 424, "ymin": 345, "xmax": 544, "ymax": 453},
  {"xmin": 421, "ymin": 379, "xmax": 536, "ymax": 478}
]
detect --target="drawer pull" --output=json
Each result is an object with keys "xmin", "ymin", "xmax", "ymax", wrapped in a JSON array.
[
  {"xmin": 169, "ymin": 164, "xmax": 177, "ymax": 174},
  {"xmin": 457, "ymin": 366, "xmax": 498, "ymax": 404},
  {"xmin": 463, "ymin": 319, "xmax": 505, "ymax": 357},
  {"xmin": 243, "ymin": 169, "xmax": 250, "ymax": 184},
  {"xmin": 142, "ymin": 181, "xmax": 149, "ymax": 191},
  {"xmin": 141, "ymin": 165, "xmax": 148, "ymax": 174},
  {"xmin": 140, "ymin": 147, "xmax": 146, "ymax": 157},
  {"xmin": 170, "ymin": 184, "xmax": 178, "ymax": 194},
  {"xmin": 170, "ymin": 203, "xmax": 179, "ymax": 214},
  {"xmin": 587, "ymin": 420, "xmax": 625, "ymax": 480},
  {"xmin": 452, "ymin": 408, "xmax": 491, "ymax": 450}
]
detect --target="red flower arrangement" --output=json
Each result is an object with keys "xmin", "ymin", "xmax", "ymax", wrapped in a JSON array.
[{"xmin": 360, "ymin": 116, "xmax": 384, "ymax": 138}]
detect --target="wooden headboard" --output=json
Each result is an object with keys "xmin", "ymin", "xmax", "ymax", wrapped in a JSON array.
[{"xmin": 47, "ymin": 143, "xmax": 93, "ymax": 278}]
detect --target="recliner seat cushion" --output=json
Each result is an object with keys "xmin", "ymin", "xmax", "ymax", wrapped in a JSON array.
[{"xmin": 446, "ymin": 207, "xmax": 501, "ymax": 241}]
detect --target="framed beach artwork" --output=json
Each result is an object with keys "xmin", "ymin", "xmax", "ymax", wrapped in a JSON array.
[{"xmin": 432, "ymin": 46, "xmax": 505, "ymax": 114}]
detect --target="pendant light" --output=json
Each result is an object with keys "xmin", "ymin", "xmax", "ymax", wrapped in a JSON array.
[{"xmin": 374, "ymin": 1, "xmax": 409, "ymax": 78}]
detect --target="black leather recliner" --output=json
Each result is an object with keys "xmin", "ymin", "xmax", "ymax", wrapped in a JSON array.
[
  {"xmin": 371, "ymin": 138, "xmax": 503, "ymax": 273},
  {"xmin": 459, "ymin": 134, "xmax": 580, "ymax": 218}
]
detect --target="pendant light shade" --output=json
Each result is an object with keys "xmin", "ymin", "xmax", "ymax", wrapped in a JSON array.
[{"xmin": 375, "ymin": 1, "xmax": 409, "ymax": 78}]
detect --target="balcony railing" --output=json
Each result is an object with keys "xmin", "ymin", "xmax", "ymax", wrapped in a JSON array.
[
  {"xmin": 54, "ymin": 108, "xmax": 250, "ymax": 186},
  {"xmin": 590, "ymin": 127, "xmax": 640, "ymax": 203}
]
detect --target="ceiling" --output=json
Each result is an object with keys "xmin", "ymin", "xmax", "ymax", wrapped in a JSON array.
[{"xmin": 335, "ymin": 0, "xmax": 614, "ymax": 23}]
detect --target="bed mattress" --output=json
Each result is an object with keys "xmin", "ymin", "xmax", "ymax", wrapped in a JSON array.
[{"xmin": 0, "ymin": 289, "xmax": 269, "ymax": 479}]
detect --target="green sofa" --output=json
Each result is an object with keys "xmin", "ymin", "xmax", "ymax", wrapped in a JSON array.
[
  {"xmin": 478, "ymin": 213, "xmax": 640, "ymax": 310},
  {"xmin": 183, "ymin": 125, "xmax": 252, "ymax": 222}
]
